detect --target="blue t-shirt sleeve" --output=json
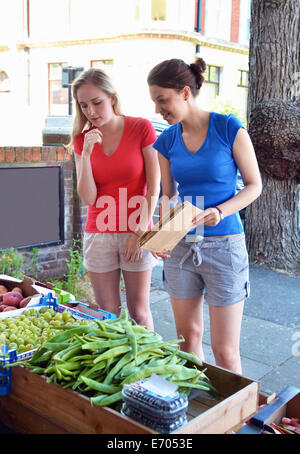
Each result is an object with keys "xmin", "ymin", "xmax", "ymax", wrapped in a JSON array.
[
  {"xmin": 153, "ymin": 130, "xmax": 171, "ymax": 160},
  {"xmin": 227, "ymin": 114, "xmax": 245, "ymax": 148}
]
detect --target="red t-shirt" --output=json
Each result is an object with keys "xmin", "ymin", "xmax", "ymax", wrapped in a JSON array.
[{"xmin": 74, "ymin": 116, "xmax": 157, "ymax": 233}]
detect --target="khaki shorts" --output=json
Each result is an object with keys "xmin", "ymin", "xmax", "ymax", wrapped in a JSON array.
[
  {"xmin": 162, "ymin": 233, "xmax": 250, "ymax": 306},
  {"xmin": 83, "ymin": 232, "xmax": 157, "ymax": 273}
]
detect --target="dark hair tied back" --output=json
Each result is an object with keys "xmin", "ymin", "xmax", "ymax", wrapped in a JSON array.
[
  {"xmin": 147, "ymin": 57, "xmax": 207, "ymax": 98},
  {"xmin": 189, "ymin": 58, "xmax": 206, "ymax": 90}
]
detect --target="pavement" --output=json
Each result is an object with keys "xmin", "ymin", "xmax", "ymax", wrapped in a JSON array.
[{"xmin": 148, "ymin": 259, "xmax": 300, "ymax": 396}]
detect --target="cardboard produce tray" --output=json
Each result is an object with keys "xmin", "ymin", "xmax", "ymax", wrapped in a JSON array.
[{"xmin": 0, "ymin": 362, "xmax": 259, "ymax": 434}]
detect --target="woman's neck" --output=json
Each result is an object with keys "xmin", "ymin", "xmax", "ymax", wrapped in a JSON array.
[
  {"xmin": 98, "ymin": 114, "xmax": 124, "ymax": 136},
  {"xmin": 181, "ymin": 105, "xmax": 208, "ymax": 133}
]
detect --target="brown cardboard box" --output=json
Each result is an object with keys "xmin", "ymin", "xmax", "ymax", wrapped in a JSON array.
[
  {"xmin": 139, "ymin": 201, "xmax": 203, "ymax": 253},
  {"xmin": 0, "ymin": 274, "xmax": 55, "ymax": 316}
]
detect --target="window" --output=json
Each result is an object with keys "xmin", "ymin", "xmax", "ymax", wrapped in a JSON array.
[
  {"xmin": 199, "ymin": 65, "xmax": 221, "ymax": 110},
  {"xmin": 151, "ymin": 0, "xmax": 166, "ymax": 21},
  {"xmin": 238, "ymin": 70, "xmax": 249, "ymax": 88},
  {"xmin": 204, "ymin": 65, "xmax": 221, "ymax": 95},
  {"xmin": 48, "ymin": 63, "xmax": 68, "ymax": 115},
  {"xmin": 237, "ymin": 70, "xmax": 249, "ymax": 119},
  {"xmin": 91, "ymin": 60, "xmax": 114, "ymax": 77},
  {"xmin": 205, "ymin": 0, "xmax": 232, "ymax": 41},
  {"xmin": 239, "ymin": 0, "xmax": 251, "ymax": 45},
  {"xmin": 91, "ymin": 60, "xmax": 114, "ymax": 69},
  {"xmin": 0, "ymin": 71, "xmax": 10, "ymax": 92}
]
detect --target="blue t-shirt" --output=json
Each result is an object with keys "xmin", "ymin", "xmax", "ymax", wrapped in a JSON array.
[{"xmin": 153, "ymin": 112, "xmax": 245, "ymax": 236}]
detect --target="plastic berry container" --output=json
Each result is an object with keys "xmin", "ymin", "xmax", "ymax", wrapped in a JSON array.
[
  {"xmin": 121, "ymin": 402, "xmax": 188, "ymax": 433},
  {"xmin": 121, "ymin": 380, "xmax": 188, "ymax": 422}
]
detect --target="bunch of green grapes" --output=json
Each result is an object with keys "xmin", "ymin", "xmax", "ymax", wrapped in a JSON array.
[{"xmin": 0, "ymin": 307, "xmax": 90, "ymax": 353}]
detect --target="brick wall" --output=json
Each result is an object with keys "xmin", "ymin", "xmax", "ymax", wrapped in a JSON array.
[
  {"xmin": 230, "ymin": 0, "xmax": 241, "ymax": 43},
  {"xmin": 0, "ymin": 146, "xmax": 86, "ymax": 280}
]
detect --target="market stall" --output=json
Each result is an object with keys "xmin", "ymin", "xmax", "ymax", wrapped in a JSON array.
[{"xmin": 0, "ymin": 274, "xmax": 299, "ymax": 435}]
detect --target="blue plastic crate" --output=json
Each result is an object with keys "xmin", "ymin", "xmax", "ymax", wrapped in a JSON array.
[
  {"xmin": 0, "ymin": 293, "xmax": 116, "ymax": 395},
  {"xmin": 0, "ymin": 346, "xmax": 17, "ymax": 396}
]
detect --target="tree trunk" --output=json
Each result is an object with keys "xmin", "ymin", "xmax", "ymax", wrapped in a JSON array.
[
  {"xmin": 245, "ymin": 0, "xmax": 300, "ymax": 276},
  {"xmin": 246, "ymin": 174, "xmax": 300, "ymax": 274}
]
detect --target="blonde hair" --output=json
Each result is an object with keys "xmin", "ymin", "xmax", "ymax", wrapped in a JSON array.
[{"xmin": 67, "ymin": 68, "xmax": 123, "ymax": 151}]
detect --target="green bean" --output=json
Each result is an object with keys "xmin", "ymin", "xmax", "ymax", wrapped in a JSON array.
[
  {"xmin": 46, "ymin": 325, "xmax": 96, "ymax": 344},
  {"xmin": 137, "ymin": 340, "xmax": 180, "ymax": 355},
  {"xmin": 135, "ymin": 333, "xmax": 163, "ymax": 344},
  {"xmin": 119, "ymin": 351, "xmax": 159, "ymax": 378},
  {"xmin": 55, "ymin": 361, "xmax": 81, "ymax": 371},
  {"xmin": 82, "ymin": 337, "xmax": 129, "ymax": 350},
  {"xmin": 69, "ymin": 354, "xmax": 98, "ymax": 362},
  {"xmin": 174, "ymin": 381, "xmax": 219, "ymax": 395},
  {"xmin": 58, "ymin": 367, "xmax": 78, "ymax": 378},
  {"xmin": 131, "ymin": 325, "xmax": 149, "ymax": 334},
  {"xmin": 124, "ymin": 321, "xmax": 137, "ymax": 363},
  {"xmin": 101, "ymin": 323, "xmax": 125, "ymax": 334},
  {"xmin": 121, "ymin": 365, "xmax": 196, "ymax": 385},
  {"xmin": 30, "ymin": 367, "xmax": 45, "ymax": 374},
  {"xmin": 90, "ymin": 391, "xmax": 123, "ymax": 406},
  {"xmin": 93, "ymin": 345, "xmax": 131, "ymax": 364},
  {"xmin": 171, "ymin": 369, "xmax": 201, "ymax": 381},
  {"xmin": 164, "ymin": 346, "xmax": 203, "ymax": 366},
  {"xmin": 91, "ymin": 328, "xmax": 125, "ymax": 340},
  {"xmin": 81, "ymin": 376, "xmax": 121, "ymax": 394},
  {"xmin": 55, "ymin": 365, "xmax": 63, "ymax": 380},
  {"xmin": 52, "ymin": 341, "xmax": 82, "ymax": 362},
  {"xmin": 31, "ymin": 350, "xmax": 54, "ymax": 365},
  {"xmin": 103, "ymin": 351, "xmax": 133, "ymax": 385},
  {"xmin": 41, "ymin": 342, "xmax": 71, "ymax": 352}
]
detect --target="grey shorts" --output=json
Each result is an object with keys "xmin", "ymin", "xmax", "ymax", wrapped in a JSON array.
[
  {"xmin": 162, "ymin": 233, "xmax": 250, "ymax": 306},
  {"xmin": 83, "ymin": 232, "xmax": 157, "ymax": 273}
]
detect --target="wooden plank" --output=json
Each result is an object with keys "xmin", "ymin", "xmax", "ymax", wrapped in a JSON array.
[
  {"xmin": 5, "ymin": 366, "xmax": 155, "ymax": 434},
  {"xmin": 0, "ymin": 361, "xmax": 259, "ymax": 434},
  {"xmin": 0, "ymin": 396, "xmax": 69, "ymax": 434},
  {"xmin": 175, "ymin": 382, "xmax": 259, "ymax": 434}
]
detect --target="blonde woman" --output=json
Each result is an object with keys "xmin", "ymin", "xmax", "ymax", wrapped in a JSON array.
[{"xmin": 69, "ymin": 68, "xmax": 160, "ymax": 329}]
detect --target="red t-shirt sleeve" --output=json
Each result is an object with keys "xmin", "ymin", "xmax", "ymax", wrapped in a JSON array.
[{"xmin": 138, "ymin": 118, "xmax": 157, "ymax": 149}]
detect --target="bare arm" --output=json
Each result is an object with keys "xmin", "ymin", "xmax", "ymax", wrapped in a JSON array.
[
  {"xmin": 74, "ymin": 129, "xmax": 102, "ymax": 206},
  {"xmin": 124, "ymin": 144, "xmax": 161, "ymax": 261},
  {"xmin": 157, "ymin": 153, "xmax": 178, "ymax": 218},
  {"xmin": 218, "ymin": 128, "xmax": 262, "ymax": 216},
  {"xmin": 135, "ymin": 145, "xmax": 161, "ymax": 234},
  {"xmin": 195, "ymin": 128, "xmax": 262, "ymax": 226}
]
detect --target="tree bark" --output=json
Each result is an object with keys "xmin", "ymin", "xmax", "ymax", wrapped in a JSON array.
[{"xmin": 245, "ymin": 0, "xmax": 300, "ymax": 276}]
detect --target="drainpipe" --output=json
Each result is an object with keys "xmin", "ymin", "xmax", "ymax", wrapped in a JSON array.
[{"xmin": 195, "ymin": 0, "xmax": 202, "ymax": 54}]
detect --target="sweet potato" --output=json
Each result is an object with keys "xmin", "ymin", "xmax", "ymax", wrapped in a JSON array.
[
  {"xmin": 12, "ymin": 287, "xmax": 23, "ymax": 296},
  {"xmin": 19, "ymin": 296, "xmax": 32, "ymax": 308},
  {"xmin": 2, "ymin": 291, "xmax": 23, "ymax": 307}
]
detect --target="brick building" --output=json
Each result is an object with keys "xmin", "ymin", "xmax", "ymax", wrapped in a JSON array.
[{"xmin": 0, "ymin": 0, "xmax": 251, "ymax": 278}]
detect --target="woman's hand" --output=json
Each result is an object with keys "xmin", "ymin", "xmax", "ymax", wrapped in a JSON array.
[
  {"xmin": 124, "ymin": 235, "xmax": 143, "ymax": 262},
  {"xmin": 193, "ymin": 207, "xmax": 222, "ymax": 227},
  {"xmin": 151, "ymin": 250, "xmax": 171, "ymax": 259},
  {"xmin": 82, "ymin": 129, "xmax": 103, "ymax": 157}
]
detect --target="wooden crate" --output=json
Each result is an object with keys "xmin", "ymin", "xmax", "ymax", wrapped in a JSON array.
[{"xmin": 0, "ymin": 362, "xmax": 259, "ymax": 434}]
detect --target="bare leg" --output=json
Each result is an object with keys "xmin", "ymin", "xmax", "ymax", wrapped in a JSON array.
[
  {"xmin": 88, "ymin": 269, "xmax": 122, "ymax": 317},
  {"xmin": 122, "ymin": 269, "xmax": 154, "ymax": 331},
  {"xmin": 209, "ymin": 300, "xmax": 244, "ymax": 374},
  {"xmin": 170, "ymin": 295, "xmax": 205, "ymax": 360}
]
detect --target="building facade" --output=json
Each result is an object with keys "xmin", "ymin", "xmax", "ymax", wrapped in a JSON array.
[{"xmin": 0, "ymin": 0, "xmax": 250, "ymax": 146}]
